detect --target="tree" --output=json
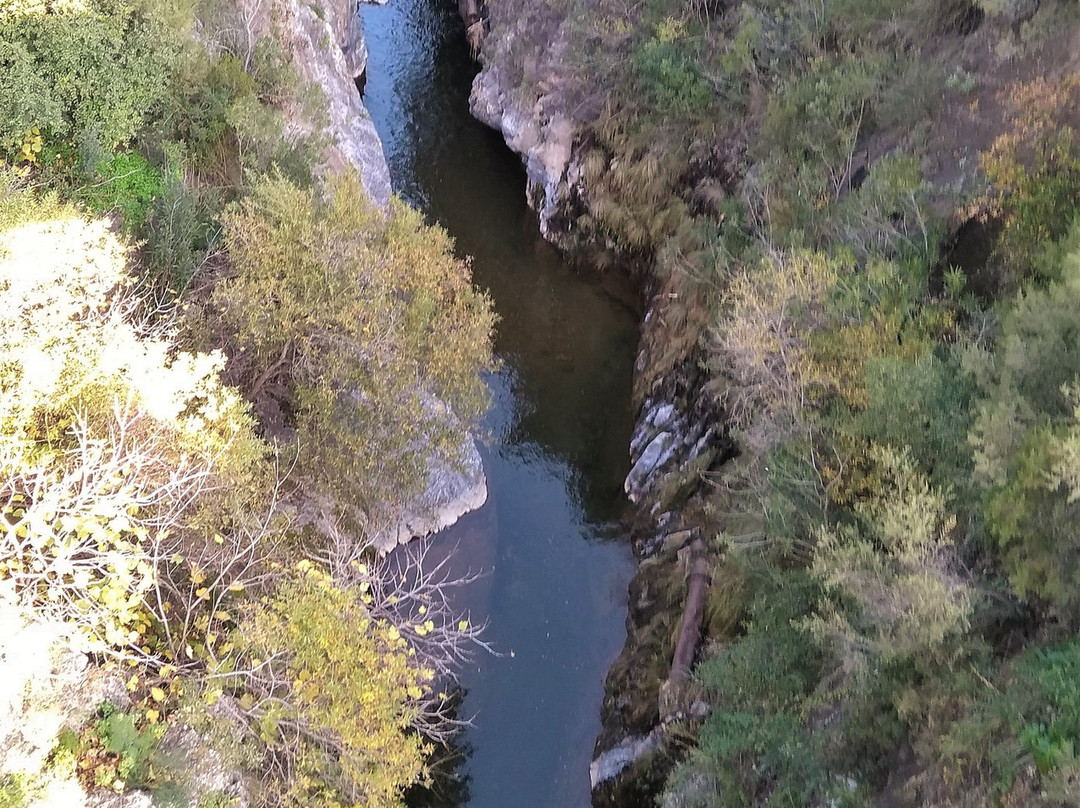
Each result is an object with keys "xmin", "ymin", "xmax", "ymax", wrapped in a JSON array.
[
  {"xmin": 807, "ymin": 446, "xmax": 971, "ymax": 675},
  {"xmin": 0, "ymin": 0, "xmax": 177, "ymax": 154},
  {"xmin": 225, "ymin": 564, "xmax": 431, "ymax": 808},
  {"xmin": 0, "ymin": 195, "xmax": 266, "ymax": 655},
  {"xmin": 213, "ymin": 171, "xmax": 494, "ymax": 521},
  {"xmin": 968, "ymin": 219, "xmax": 1080, "ymax": 617}
]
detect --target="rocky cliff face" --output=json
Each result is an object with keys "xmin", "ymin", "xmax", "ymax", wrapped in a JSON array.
[
  {"xmin": 468, "ymin": 7, "xmax": 581, "ymax": 243},
  {"xmin": 279, "ymin": 0, "xmax": 392, "ymax": 207}
]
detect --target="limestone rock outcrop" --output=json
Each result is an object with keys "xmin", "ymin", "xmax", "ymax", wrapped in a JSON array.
[{"xmin": 280, "ymin": 0, "xmax": 392, "ymax": 207}]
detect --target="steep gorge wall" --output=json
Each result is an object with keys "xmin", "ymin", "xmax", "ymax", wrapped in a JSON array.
[{"xmin": 466, "ymin": 5, "xmax": 730, "ymax": 796}]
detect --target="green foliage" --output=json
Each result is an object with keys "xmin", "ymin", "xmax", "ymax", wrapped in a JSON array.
[
  {"xmin": 967, "ymin": 219, "xmax": 1080, "ymax": 616},
  {"xmin": 145, "ymin": 176, "xmax": 209, "ymax": 291},
  {"xmin": 946, "ymin": 641, "xmax": 1080, "ymax": 796},
  {"xmin": 854, "ymin": 352, "xmax": 978, "ymax": 491},
  {"xmin": 981, "ymin": 78, "xmax": 1080, "ymax": 285},
  {"xmin": 808, "ymin": 446, "xmax": 971, "ymax": 671},
  {"xmin": 0, "ymin": 775, "xmax": 27, "ymax": 808},
  {"xmin": 665, "ymin": 708, "xmax": 831, "ymax": 808},
  {"xmin": 0, "ymin": 1, "xmax": 178, "ymax": 154},
  {"xmin": 95, "ymin": 703, "xmax": 163, "ymax": 787},
  {"xmin": 630, "ymin": 36, "xmax": 713, "ymax": 119},
  {"xmin": 198, "ymin": 791, "xmax": 236, "ymax": 808},
  {"xmin": 163, "ymin": 37, "xmax": 322, "ymax": 184},
  {"xmin": 76, "ymin": 150, "xmax": 163, "ymax": 229},
  {"xmin": 229, "ymin": 565, "xmax": 430, "ymax": 808},
  {"xmin": 698, "ymin": 569, "xmax": 823, "ymax": 713},
  {"xmin": 215, "ymin": 171, "xmax": 494, "ymax": 517}
]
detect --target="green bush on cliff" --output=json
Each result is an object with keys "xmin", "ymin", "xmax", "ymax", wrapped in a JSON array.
[
  {"xmin": 226, "ymin": 566, "xmax": 430, "ymax": 808},
  {"xmin": 0, "ymin": 1, "xmax": 177, "ymax": 156},
  {"xmin": 967, "ymin": 219, "xmax": 1080, "ymax": 619},
  {"xmin": 213, "ymin": 170, "xmax": 495, "ymax": 518}
]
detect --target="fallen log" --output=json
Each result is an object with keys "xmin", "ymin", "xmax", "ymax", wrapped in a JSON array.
[
  {"xmin": 658, "ymin": 539, "xmax": 711, "ymax": 717},
  {"xmin": 669, "ymin": 539, "xmax": 711, "ymax": 683}
]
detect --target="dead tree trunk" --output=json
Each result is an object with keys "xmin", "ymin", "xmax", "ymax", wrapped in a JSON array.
[{"xmin": 659, "ymin": 539, "xmax": 711, "ymax": 716}]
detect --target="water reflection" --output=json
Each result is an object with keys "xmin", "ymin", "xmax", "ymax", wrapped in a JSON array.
[{"xmin": 359, "ymin": 2, "xmax": 638, "ymax": 806}]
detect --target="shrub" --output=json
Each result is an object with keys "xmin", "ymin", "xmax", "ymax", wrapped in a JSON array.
[
  {"xmin": 630, "ymin": 38, "xmax": 714, "ymax": 118},
  {"xmin": 215, "ymin": 171, "xmax": 494, "ymax": 520},
  {"xmin": 92, "ymin": 704, "xmax": 163, "ymax": 788},
  {"xmin": 853, "ymin": 352, "xmax": 978, "ymax": 492},
  {"xmin": 0, "ymin": 1, "xmax": 178, "ymax": 154},
  {"xmin": 76, "ymin": 150, "xmax": 163, "ymax": 230},
  {"xmin": 967, "ymin": 220, "xmax": 1080, "ymax": 617},
  {"xmin": 225, "ymin": 566, "xmax": 431, "ymax": 808},
  {"xmin": 946, "ymin": 640, "xmax": 1080, "ymax": 796},
  {"xmin": 807, "ymin": 446, "xmax": 971, "ymax": 672}
]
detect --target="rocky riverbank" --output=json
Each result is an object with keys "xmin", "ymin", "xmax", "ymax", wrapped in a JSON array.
[
  {"xmin": 464, "ymin": 7, "xmax": 733, "ymax": 801},
  {"xmin": 462, "ymin": 0, "xmax": 1080, "ymax": 802}
]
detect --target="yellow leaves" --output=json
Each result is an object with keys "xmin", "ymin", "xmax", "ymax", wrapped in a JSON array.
[
  {"xmin": 145, "ymin": 708, "xmax": 160, "ymax": 724},
  {"xmin": 150, "ymin": 687, "xmax": 166, "ymax": 702},
  {"xmin": 457, "ymin": 620, "xmax": 469, "ymax": 632},
  {"xmin": 655, "ymin": 16, "xmax": 688, "ymax": 44},
  {"xmin": 411, "ymin": 620, "xmax": 435, "ymax": 637},
  {"xmin": 14, "ymin": 127, "xmax": 42, "ymax": 165}
]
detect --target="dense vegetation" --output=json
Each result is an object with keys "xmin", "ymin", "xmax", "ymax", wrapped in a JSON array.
[
  {"xmin": 0, "ymin": 1, "xmax": 493, "ymax": 806},
  {"xmin": 482, "ymin": 0, "xmax": 1080, "ymax": 804}
]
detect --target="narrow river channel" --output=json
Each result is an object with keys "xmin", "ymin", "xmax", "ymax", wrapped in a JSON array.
[{"xmin": 358, "ymin": 2, "xmax": 639, "ymax": 807}]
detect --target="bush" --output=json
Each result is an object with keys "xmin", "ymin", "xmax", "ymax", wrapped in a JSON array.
[
  {"xmin": 946, "ymin": 640, "xmax": 1080, "ymax": 796},
  {"xmin": 215, "ymin": 171, "xmax": 495, "ymax": 519},
  {"xmin": 0, "ymin": 1, "xmax": 178, "ymax": 154},
  {"xmin": 630, "ymin": 38, "xmax": 714, "ymax": 118},
  {"xmin": 225, "ymin": 566, "xmax": 431, "ymax": 808},
  {"xmin": 76, "ymin": 150, "xmax": 163, "ymax": 230},
  {"xmin": 92, "ymin": 704, "xmax": 163, "ymax": 788},
  {"xmin": 967, "ymin": 219, "xmax": 1080, "ymax": 616},
  {"xmin": 854, "ymin": 352, "xmax": 978, "ymax": 492}
]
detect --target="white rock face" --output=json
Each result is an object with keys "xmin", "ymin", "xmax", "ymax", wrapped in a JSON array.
[
  {"xmin": 469, "ymin": 16, "xmax": 577, "ymax": 240},
  {"xmin": 589, "ymin": 730, "xmax": 663, "ymax": 788},
  {"xmin": 281, "ymin": 0, "xmax": 392, "ymax": 207},
  {"xmin": 373, "ymin": 435, "xmax": 488, "ymax": 552}
]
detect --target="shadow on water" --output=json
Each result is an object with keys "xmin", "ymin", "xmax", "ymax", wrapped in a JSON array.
[{"xmin": 359, "ymin": 2, "xmax": 639, "ymax": 807}]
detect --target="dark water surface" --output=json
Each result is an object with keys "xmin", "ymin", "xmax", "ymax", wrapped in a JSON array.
[{"xmin": 358, "ymin": 2, "xmax": 638, "ymax": 807}]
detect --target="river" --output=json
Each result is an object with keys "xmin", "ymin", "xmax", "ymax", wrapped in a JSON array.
[{"xmin": 357, "ymin": 2, "xmax": 639, "ymax": 807}]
